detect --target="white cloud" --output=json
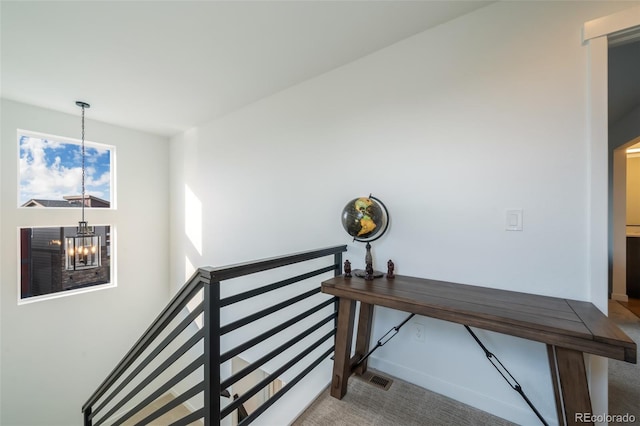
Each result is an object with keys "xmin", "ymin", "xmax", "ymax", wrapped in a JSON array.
[
  {"xmin": 88, "ymin": 171, "xmax": 111, "ymax": 187},
  {"xmin": 19, "ymin": 135, "xmax": 111, "ymax": 205}
]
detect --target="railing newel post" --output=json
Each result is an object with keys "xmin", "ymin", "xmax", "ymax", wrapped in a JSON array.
[
  {"xmin": 83, "ymin": 406, "xmax": 92, "ymax": 426},
  {"xmin": 334, "ymin": 251, "xmax": 343, "ymax": 331},
  {"xmin": 334, "ymin": 251, "xmax": 343, "ymax": 277},
  {"xmin": 203, "ymin": 273, "xmax": 221, "ymax": 426}
]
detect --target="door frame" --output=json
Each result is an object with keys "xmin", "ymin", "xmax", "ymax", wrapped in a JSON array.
[
  {"xmin": 583, "ymin": 6, "xmax": 640, "ymax": 423},
  {"xmin": 583, "ymin": 5, "xmax": 640, "ymax": 313}
]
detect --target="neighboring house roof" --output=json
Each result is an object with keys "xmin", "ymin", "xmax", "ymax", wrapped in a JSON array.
[
  {"xmin": 21, "ymin": 195, "xmax": 110, "ymax": 208},
  {"xmin": 22, "ymin": 199, "xmax": 82, "ymax": 207},
  {"xmin": 63, "ymin": 195, "xmax": 110, "ymax": 207}
]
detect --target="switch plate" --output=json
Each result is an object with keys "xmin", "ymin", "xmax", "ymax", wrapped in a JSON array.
[{"xmin": 506, "ymin": 209, "xmax": 523, "ymax": 231}]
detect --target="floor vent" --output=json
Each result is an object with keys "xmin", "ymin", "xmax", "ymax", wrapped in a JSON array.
[{"xmin": 361, "ymin": 371, "xmax": 393, "ymax": 391}]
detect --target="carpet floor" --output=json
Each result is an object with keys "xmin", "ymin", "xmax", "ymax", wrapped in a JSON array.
[
  {"xmin": 293, "ymin": 371, "xmax": 516, "ymax": 426},
  {"xmin": 293, "ymin": 301, "xmax": 640, "ymax": 426}
]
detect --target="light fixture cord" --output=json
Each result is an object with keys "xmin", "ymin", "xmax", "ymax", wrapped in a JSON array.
[{"xmin": 81, "ymin": 104, "xmax": 86, "ymax": 223}]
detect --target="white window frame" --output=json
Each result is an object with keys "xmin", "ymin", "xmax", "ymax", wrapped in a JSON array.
[
  {"xmin": 17, "ymin": 129, "xmax": 116, "ymax": 209},
  {"xmin": 16, "ymin": 129, "xmax": 118, "ymax": 304},
  {"xmin": 17, "ymin": 225, "xmax": 117, "ymax": 305}
]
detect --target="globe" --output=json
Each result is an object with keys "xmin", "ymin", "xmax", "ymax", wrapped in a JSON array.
[{"xmin": 341, "ymin": 196, "xmax": 389, "ymax": 242}]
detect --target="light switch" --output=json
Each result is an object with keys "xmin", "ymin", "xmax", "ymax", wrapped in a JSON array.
[{"xmin": 506, "ymin": 209, "xmax": 523, "ymax": 231}]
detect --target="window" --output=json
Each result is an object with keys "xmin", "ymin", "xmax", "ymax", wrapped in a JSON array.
[
  {"xmin": 19, "ymin": 226, "xmax": 112, "ymax": 302},
  {"xmin": 17, "ymin": 130, "xmax": 116, "ymax": 303},
  {"xmin": 18, "ymin": 130, "xmax": 113, "ymax": 208}
]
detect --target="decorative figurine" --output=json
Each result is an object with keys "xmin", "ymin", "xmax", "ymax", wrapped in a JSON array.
[
  {"xmin": 387, "ymin": 259, "xmax": 395, "ymax": 279},
  {"xmin": 344, "ymin": 260, "xmax": 352, "ymax": 278},
  {"xmin": 365, "ymin": 261, "xmax": 374, "ymax": 281}
]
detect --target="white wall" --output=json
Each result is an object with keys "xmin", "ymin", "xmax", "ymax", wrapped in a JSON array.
[
  {"xmin": 609, "ymin": 103, "xmax": 640, "ymax": 299},
  {"xmin": 612, "ymin": 147, "xmax": 629, "ymax": 300},
  {"xmin": 0, "ymin": 100, "xmax": 171, "ymax": 425},
  {"xmin": 169, "ymin": 2, "xmax": 640, "ymax": 425},
  {"xmin": 628, "ymin": 156, "xmax": 640, "ymax": 224}
]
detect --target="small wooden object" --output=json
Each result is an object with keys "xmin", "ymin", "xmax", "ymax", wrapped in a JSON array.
[
  {"xmin": 364, "ymin": 262, "xmax": 374, "ymax": 281},
  {"xmin": 386, "ymin": 260, "xmax": 395, "ymax": 278},
  {"xmin": 344, "ymin": 260, "xmax": 352, "ymax": 278}
]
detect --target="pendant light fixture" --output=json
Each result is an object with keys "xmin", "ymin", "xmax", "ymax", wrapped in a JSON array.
[{"xmin": 65, "ymin": 101, "xmax": 101, "ymax": 271}]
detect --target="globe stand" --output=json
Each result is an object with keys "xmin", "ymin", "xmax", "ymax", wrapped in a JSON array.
[
  {"xmin": 341, "ymin": 195, "xmax": 390, "ymax": 281},
  {"xmin": 353, "ymin": 242, "xmax": 384, "ymax": 280}
]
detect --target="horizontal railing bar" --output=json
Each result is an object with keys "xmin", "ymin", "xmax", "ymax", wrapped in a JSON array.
[
  {"xmin": 169, "ymin": 407, "xmax": 205, "ymax": 426},
  {"xmin": 91, "ymin": 302, "xmax": 204, "ymax": 419},
  {"xmin": 105, "ymin": 354, "xmax": 205, "ymax": 426},
  {"xmin": 220, "ymin": 328, "xmax": 335, "ymax": 419},
  {"xmin": 220, "ymin": 312, "xmax": 337, "ymax": 390},
  {"xmin": 220, "ymin": 287, "xmax": 321, "ymax": 335},
  {"xmin": 97, "ymin": 331, "xmax": 204, "ymax": 426},
  {"xmin": 219, "ymin": 265, "xmax": 336, "ymax": 307},
  {"xmin": 205, "ymin": 245, "xmax": 347, "ymax": 282},
  {"xmin": 220, "ymin": 297, "xmax": 335, "ymax": 363},
  {"xmin": 240, "ymin": 346, "xmax": 335, "ymax": 426},
  {"xmin": 83, "ymin": 274, "xmax": 207, "ymax": 411},
  {"xmin": 134, "ymin": 381, "xmax": 204, "ymax": 426}
]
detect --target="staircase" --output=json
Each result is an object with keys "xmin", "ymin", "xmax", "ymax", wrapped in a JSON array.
[{"xmin": 82, "ymin": 245, "xmax": 346, "ymax": 425}]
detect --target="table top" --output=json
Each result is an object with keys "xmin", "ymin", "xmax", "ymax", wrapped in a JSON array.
[{"xmin": 321, "ymin": 274, "xmax": 636, "ymax": 363}]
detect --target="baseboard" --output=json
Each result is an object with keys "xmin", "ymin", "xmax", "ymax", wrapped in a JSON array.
[
  {"xmin": 367, "ymin": 355, "xmax": 550, "ymax": 426},
  {"xmin": 611, "ymin": 292, "xmax": 629, "ymax": 302}
]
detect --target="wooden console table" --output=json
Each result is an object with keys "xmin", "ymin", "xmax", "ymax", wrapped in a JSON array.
[{"xmin": 321, "ymin": 275, "xmax": 636, "ymax": 426}]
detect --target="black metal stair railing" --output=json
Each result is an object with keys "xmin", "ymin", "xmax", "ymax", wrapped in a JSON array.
[{"xmin": 82, "ymin": 245, "xmax": 346, "ymax": 426}]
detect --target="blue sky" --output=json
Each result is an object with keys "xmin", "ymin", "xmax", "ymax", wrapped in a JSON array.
[{"xmin": 19, "ymin": 134, "xmax": 111, "ymax": 206}]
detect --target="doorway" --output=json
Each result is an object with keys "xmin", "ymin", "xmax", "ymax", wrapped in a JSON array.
[
  {"xmin": 584, "ymin": 6, "xmax": 640, "ymax": 419},
  {"xmin": 609, "ymin": 39, "xmax": 640, "ymax": 304}
]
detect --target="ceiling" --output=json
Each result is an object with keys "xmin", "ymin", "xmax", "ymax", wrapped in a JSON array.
[
  {"xmin": 1, "ymin": 1, "xmax": 492, "ymax": 137},
  {"xmin": 4, "ymin": 2, "xmax": 638, "ymax": 138}
]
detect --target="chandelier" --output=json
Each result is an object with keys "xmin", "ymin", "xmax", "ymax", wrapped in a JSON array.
[{"xmin": 65, "ymin": 101, "xmax": 101, "ymax": 271}]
